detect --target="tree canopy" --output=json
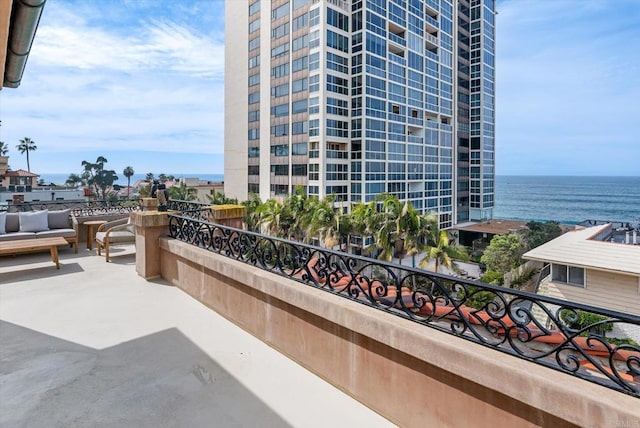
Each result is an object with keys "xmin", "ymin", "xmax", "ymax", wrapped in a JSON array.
[
  {"xmin": 520, "ymin": 221, "xmax": 562, "ymax": 250},
  {"xmin": 81, "ymin": 156, "xmax": 118, "ymax": 201},
  {"xmin": 480, "ymin": 233, "xmax": 523, "ymax": 273},
  {"xmin": 16, "ymin": 137, "xmax": 37, "ymax": 172}
]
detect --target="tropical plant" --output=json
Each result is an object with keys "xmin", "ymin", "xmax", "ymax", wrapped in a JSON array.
[
  {"xmin": 81, "ymin": 156, "xmax": 118, "ymax": 201},
  {"xmin": 169, "ymin": 181, "xmax": 197, "ymax": 201},
  {"xmin": 0, "ymin": 141, "xmax": 8, "ymax": 156},
  {"xmin": 257, "ymin": 198, "xmax": 292, "ymax": 238},
  {"xmin": 350, "ymin": 201, "xmax": 378, "ymax": 255},
  {"xmin": 16, "ymin": 137, "xmax": 37, "ymax": 172},
  {"xmin": 419, "ymin": 221, "xmax": 469, "ymax": 273},
  {"xmin": 208, "ymin": 190, "xmax": 239, "ymax": 205},
  {"xmin": 123, "ymin": 166, "xmax": 135, "ymax": 199},
  {"xmin": 65, "ymin": 173, "xmax": 82, "ymax": 188},
  {"xmin": 305, "ymin": 195, "xmax": 336, "ymax": 246},
  {"xmin": 242, "ymin": 193, "xmax": 264, "ymax": 232}
]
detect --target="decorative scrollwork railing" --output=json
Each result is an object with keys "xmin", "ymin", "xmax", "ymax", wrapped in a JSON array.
[
  {"xmin": 167, "ymin": 199, "xmax": 209, "ymax": 212},
  {"xmin": 168, "ymin": 213, "xmax": 640, "ymax": 398},
  {"xmin": 2, "ymin": 200, "xmax": 140, "ymax": 215}
]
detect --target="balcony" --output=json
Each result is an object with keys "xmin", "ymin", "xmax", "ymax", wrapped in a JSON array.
[
  {"xmin": 2, "ymin": 204, "xmax": 638, "ymax": 427},
  {"xmin": 0, "ymin": 249, "xmax": 392, "ymax": 427}
]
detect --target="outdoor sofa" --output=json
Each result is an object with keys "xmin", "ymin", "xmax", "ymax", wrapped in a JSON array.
[{"xmin": 0, "ymin": 210, "xmax": 78, "ymax": 252}]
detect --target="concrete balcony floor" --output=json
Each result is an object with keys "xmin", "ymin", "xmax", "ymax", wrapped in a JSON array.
[{"xmin": 0, "ymin": 246, "xmax": 395, "ymax": 427}]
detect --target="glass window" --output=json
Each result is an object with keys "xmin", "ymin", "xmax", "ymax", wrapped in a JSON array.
[
  {"xmin": 272, "ymin": 104, "xmax": 289, "ymax": 117},
  {"xmin": 248, "ymin": 19, "xmax": 260, "ymax": 33},
  {"xmin": 292, "ymin": 121, "xmax": 308, "ymax": 135},
  {"xmin": 292, "ymin": 77, "xmax": 308, "ymax": 93},
  {"xmin": 327, "ymin": 7, "xmax": 349, "ymax": 31},
  {"xmin": 271, "ymin": 42, "xmax": 289, "ymax": 58},
  {"xmin": 552, "ymin": 264, "xmax": 585, "ymax": 287},
  {"xmin": 292, "ymin": 99, "xmax": 308, "ymax": 114},
  {"xmin": 271, "ymin": 83, "xmax": 289, "ymax": 97},
  {"xmin": 270, "ymin": 145, "xmax": 289, "ymax": 156},
  {"xmin": 293, "ymin": 13, "xmax": 308, "ymax": 31},
  {"xmin": 249, "ymin": 1, "xmax": 260, "ymax": 15},
  {"xmin": 327, "ymin": 30, "xmax": 349, "ymax": 53},
  {"xmin": 249, "ymin": 37, "xmax": 260, "ymax": 51},
  {"xmin": 248, "ymin": 73, "xmax": 260, "ymax": 87},
  {"xmin": 292, "ymin": 142, "xmax": 307, "ymax": 154},
  {"xmin": 293, "ymin": 56, "xmax": 308, "ymax": 72},
  {"xmin": 272, "ymin": 2, "xmax": 290, "ymax": 20},
  {"xmin": 272, "ymin": 23, "xmax": 289, "ymax": 39}
]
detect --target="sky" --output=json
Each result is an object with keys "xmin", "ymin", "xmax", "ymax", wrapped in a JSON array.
[{"xmin": 0, "ymin": 0, "xmax": 639, "ymax": 177}]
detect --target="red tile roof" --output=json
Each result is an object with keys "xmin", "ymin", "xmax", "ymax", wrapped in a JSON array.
[{"xmin": 4, "ymin": 169, "xmax": 39, "ymax": 177}]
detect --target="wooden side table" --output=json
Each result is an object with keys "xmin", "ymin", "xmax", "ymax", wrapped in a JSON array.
[{"xmin": 85, "ymin": 220, "xmax": 107, "ymax": 250}]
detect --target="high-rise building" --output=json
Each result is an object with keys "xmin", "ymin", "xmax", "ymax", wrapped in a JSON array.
[{"xmin": 224, "ymin": 0, "xmax": 496, "ymax": 228}]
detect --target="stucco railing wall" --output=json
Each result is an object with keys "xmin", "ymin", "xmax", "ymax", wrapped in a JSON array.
[{"xmin": 159, "ymin": 237, "xmax": 639, "ymax": 428}]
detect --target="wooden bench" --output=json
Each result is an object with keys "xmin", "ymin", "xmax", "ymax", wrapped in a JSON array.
[{"xmin": 0, "ymin": 237, "xmax": 69, "ymax": 269}]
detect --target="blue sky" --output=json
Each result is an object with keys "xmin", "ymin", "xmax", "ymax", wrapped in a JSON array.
[{"xmin": 1, "ymin": 0, "xmax": 638, "ymax": 176}]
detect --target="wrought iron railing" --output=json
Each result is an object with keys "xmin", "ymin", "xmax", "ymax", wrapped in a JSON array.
[
  {"xmin": 1, "ymin": 200, "xmax": 140, "ymax": 215},
  {"xmin": 167, "ymin": 212, "xmax": 640, "ymax": 398},
  {"xmin": 167, "ymin": 199, "xmax": 209, "ymax": 212}
]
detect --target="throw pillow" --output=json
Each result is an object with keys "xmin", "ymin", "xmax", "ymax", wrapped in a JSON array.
[
  {"xmin": 0, "ymin": 212, "xmax": 6, "ymax": 234},
  {"xmin": 19, "ymin": 210, "xmax": 50, "ymax": 233},
  {"xmin": 48, "ymin": 209, "xmax": 72, "ymax": 229}
]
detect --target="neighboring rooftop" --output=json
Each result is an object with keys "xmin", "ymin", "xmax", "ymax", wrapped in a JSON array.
[
  {"xmin": 523, "ymin": 224, "xmax": 640, "ymax": 276},
  {"xmin": 455, "ymin": 219, "xmax": 529, "ymax": 235},
  {"xmin": 3, "ymin": 169, "xmax": 39, "ymax": 177}
]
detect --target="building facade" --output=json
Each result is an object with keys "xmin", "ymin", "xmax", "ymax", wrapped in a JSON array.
[{"xmin": 224, "ymin": 0, "xmax": 496, "ymax": 228}]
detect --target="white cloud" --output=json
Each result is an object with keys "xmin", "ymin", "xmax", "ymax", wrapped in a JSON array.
[
  {"xmin": 1, "ymin": 0, "xmax": 225, "ymax": 173},
  {"xmin": 496, "ymin": 0, "xmax": 640, "ymax": 175}
]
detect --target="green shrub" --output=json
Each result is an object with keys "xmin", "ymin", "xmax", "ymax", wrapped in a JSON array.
[
  {"xmin": 480, "ymin": 270, "xmax": 504, "ymax": 285},
  {"xmin": 560, "ymin": 310, "xmax": 613, "ymax": 336},
  {"xmin": 606, "ymin": 337, "xmax": 640, "ymax": 347},
  {"xmin": 464, "ymin": 286, "xmax": 497, "ymax": 310}
]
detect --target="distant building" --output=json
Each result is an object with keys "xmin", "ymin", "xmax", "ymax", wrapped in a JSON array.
[
  {"xmin": 224, "ymin": 0, "xmax": 497, "ymax": 228},
  {"xmin": 0, "ymin": 159, "xmax": 86, "ymax": 206},
  {"xmin": 523, "ymin": 224, "xmax": 640, "ymax": 340}
]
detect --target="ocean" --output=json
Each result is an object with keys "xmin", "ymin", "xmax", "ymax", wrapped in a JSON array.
[
  {"xmin": 494, "ymin": 176, "xmax": 640, "ymax": 224},
  {"xmin": 37, "ymin": 173, "xmax": 639, "ymax": 224},
  {"xmin": 39, "ymin": 173, "xmax": 224, "ymax": 187}
]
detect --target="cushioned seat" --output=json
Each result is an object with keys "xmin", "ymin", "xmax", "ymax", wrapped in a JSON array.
[
  {"xmin": 95, "ymin": 217, "xmax": 135, "ymax": 262},
  {"xmin": 0, "ymin": 232, "xmax": 35, "ymax": 241},
  {"xmin": 36, "ymin": 229, "xmax": 77, "ymax": 239}
]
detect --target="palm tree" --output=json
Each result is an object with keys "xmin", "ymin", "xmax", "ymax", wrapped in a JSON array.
[
  {"xmin": 257, "ymin": 198, "xmax": 290, "ymax": 238},
  {"xmin": 419, "ymin": 218, "xmax": 469, "ymax": 273},
  {"xmin": 123, "ymin": 166, "xmax": 135, "ymax": 199},
  {"xmin": 16, "ymin": 137, "xmax": 37, "ymax": 172},
  {"xmin": 242, "ymin": 193, "xmax": 264, "ymax": 232},
  {"xmin": 350, "ymin": 201, "xmax": 378, "ymax": 255},
  {"xmin": 305, "ymin": 196, "xmax": 336, "ymax": 246},
  {"xmin": 0, "ymin": 141, "xmax": 8, "ymax": 156},
  {"xmin": 65, "ymin": 173, "xmax": 82, "ymax": 188},
  {"xmin": 169, "ymin": 181, "xmax": 197, "ymax": 201}
]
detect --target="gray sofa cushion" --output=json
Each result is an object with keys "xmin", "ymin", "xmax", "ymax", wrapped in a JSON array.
[
  {"xmin": 48, "ymin": 209, "xmax": 71, "ymax": 229},
  {"xmin": 5, "ymin": 213, "xmax": 19, "ymax": 233},
  {"xmin": 0, "ymin": 232, "xmax": 35, "ymax": 241},
  {"xmin": 0, "ymin": 212, "xmax": 5, "ymax": 234},
  {"xmin": 36, "ymin": 229, "xmax": 76, "ymax": 239},
  {"xmin": 19, "ymin": 210, "xmax": 49, "ymax": 232}
]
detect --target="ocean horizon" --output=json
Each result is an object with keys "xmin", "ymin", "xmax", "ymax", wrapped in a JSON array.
[{"xmin": 35, "ymin": 173, "xmax": 639, "ymax": 225}]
